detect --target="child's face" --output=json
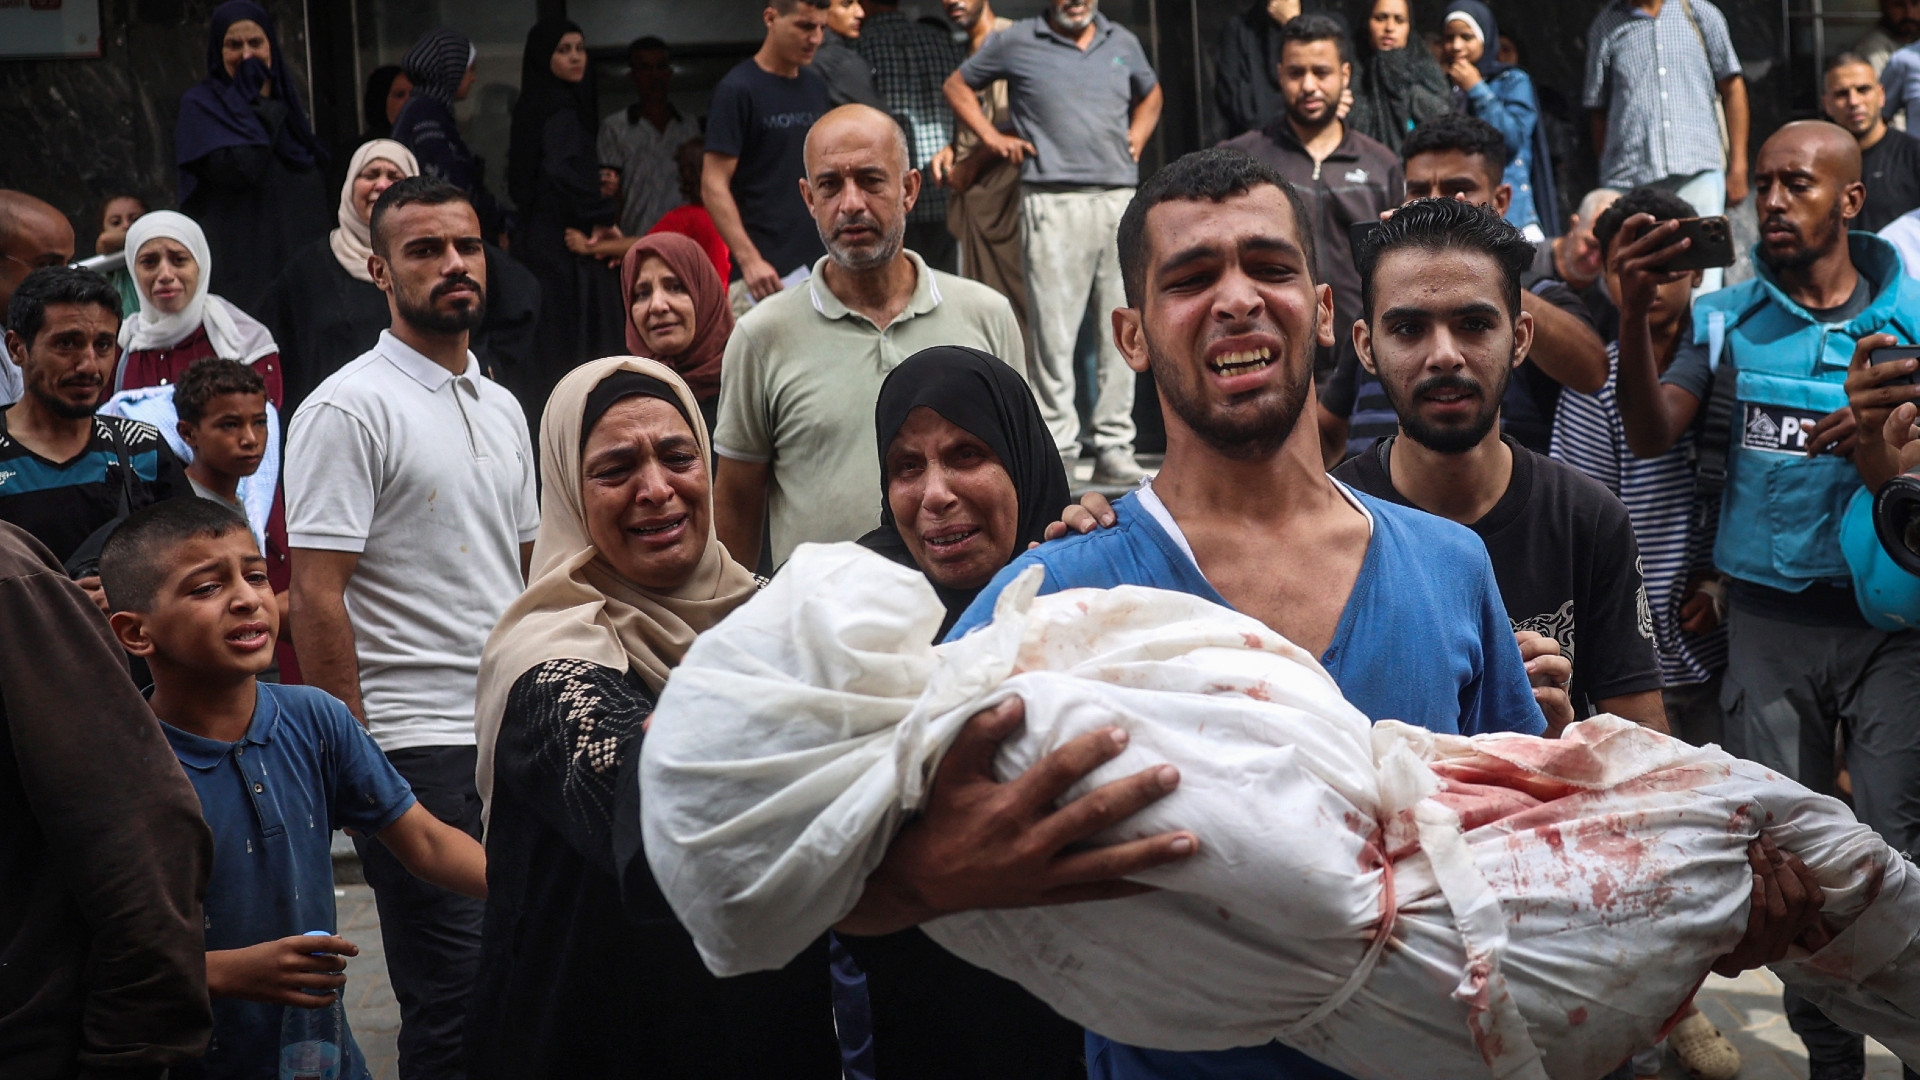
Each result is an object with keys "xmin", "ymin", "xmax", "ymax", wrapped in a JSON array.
[
  {"xmin": 112, "ymin": 530, "xmax": 278, "ymax": 678},
  {"xmin": 180, "ymin": 392, "xmax": 269, "ymax": 479}
]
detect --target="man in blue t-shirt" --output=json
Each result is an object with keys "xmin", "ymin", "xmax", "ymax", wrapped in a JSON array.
[
  {"xmin": 836, "ymin": 148, "xmax": 1827, "ymax": 1080},
  {"xmin": 945, "ymin": 145, "xmax": 1563, "ymax": 1080},
  {"xmin": 703, "ymin": 0, "xmax": 834, "ymax": 304}
]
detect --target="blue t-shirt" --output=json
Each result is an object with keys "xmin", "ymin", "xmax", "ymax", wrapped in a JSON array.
[
  {"xmin": 946, "ymin": 486, "xmax": 1546, "ymax": 1080},
  {"xmin": 161, "ymin": 682, "xmax": 416, "ymax": 1080}
]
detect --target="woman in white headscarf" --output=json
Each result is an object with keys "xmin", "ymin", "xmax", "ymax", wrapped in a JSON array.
[
  {"xmin": 118, "ymin": 210, "xmax": 282, "ymax": 405},
  {"xmin": 259, "ymin": 138, "xmax": 417, "ymax": 413},
  {"xmin": 465, "ymin": 356, "xmax": 838, "ymax": 1079}
]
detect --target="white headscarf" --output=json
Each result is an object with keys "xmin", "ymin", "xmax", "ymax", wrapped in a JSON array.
[
  {"xmin": 1443, "ymin": 9, "xmax": 1486, "ymax": 46},
  {"xmin": 330, "ymin": 139, "xmax": 420, "ymax": 283},
  {"xmin": 118, "ymin": 211, "xmax": 276, "ymax": 366}
]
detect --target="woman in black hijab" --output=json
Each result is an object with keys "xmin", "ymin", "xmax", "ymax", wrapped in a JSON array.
[
  {"xmin": 508, "ymin": 19, "xmax": 624, "ymax": 412},
  {"xmin": 174, "ymin": 0, "xmax": 330, "ymax": 317},
  {"xmin": 844, "ymin": 346, "xmax": 1085, "ymax": 1080},
  {"xmin": 361, "ymin": 64, "xmax": 409, "ymax": 140}
]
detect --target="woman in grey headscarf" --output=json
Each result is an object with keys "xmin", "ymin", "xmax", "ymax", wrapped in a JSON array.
[{"xmin": 391, "ymin": 27, "xmax": 503, "ymax": 238}]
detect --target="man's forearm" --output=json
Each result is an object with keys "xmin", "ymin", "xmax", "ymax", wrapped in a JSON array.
[
  {"xmin": 945, "ymin": 70, "xmax": 999, "ymax": 146},
  {"xmin": 1128, "ymin": 85, "xmax": 1165, "ymax": 153},
  {"xmin": 712, "ymin": 460, "xmax": 768, "ymax": 571},
  {"xmin": 1598, "ymin": 689, "xmax": 1670, "ymax": 735},
  {"xmin": 1614, "ymin": 308, "xmax": 1688, "ymax": 458},
  {"xmin": 702, "ymin": 173, "xmax": 761, "ymax": 270},
  {"xmin": 292, "ymin": 591, "xmax": 365, "ymax": 722},
  {"xmin": 1721, "ymin": 76, "xmax": 1750, "ymax": 171},
  {"xmin": 1520, "ymin": 291, "xmax": 1608, "ymax": 394}
]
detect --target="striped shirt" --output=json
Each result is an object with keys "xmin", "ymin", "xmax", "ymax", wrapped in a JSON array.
[
  {"xmin": 1583, "ymin": 0, "xmax": 1741, "ymax": 190},
  {"xmin": 1550, "ymin": 343, "xmax": 1727, "ymax": 686}
]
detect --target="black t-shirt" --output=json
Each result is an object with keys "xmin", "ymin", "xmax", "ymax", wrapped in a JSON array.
[
  {"xmin": 1333, "ymin": 435, "xmax": 1665, "ymax": 713},
  {"xmin": 704, "ymin": 60, "xmax": 831, "ymax": 281},
  {"xmin": 1859, "ymin": 130, "xmax": 1920, "ymax": 234},
  {"xmin": 0, "ymin": 415, "xmax": 184, "ymax": 566}
]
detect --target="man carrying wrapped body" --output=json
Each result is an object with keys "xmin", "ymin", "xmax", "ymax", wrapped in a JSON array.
[{"xmin": 637, "ymin": 154, "xmax": 1920, "ymax": 1079}]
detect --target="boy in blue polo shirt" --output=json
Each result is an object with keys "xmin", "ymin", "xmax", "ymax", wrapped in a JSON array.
[{"xmin": 98, "ymin": 498, "xmax": 488, "ymax": 1080}]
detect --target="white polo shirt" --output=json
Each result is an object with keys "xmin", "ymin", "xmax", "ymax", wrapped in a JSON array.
[{"xmin": 285, "ymin": 331, "xmax": 538, "ymax": 751}]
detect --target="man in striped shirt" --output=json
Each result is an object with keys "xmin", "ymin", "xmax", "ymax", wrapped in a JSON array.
[{"xmin": 1550, "ymin": 185, "xmax": 1729, "ymax": 749}]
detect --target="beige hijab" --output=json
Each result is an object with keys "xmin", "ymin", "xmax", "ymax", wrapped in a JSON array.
[
  {"xmin": 474, "ymin": 356, "xmax": 760, "ymax": 819},
  {"xmin": 329, "ymin": 139, "xmax": 420, "ymax": 283}
]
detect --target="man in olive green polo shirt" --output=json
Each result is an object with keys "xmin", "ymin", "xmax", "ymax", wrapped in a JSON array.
[{"xmin": 713, "ymin": 103, "xmax": 1025, "ymax": 569}]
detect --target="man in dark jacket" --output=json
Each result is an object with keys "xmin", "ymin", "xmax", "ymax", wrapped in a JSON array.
[
  {"xmin": 1220, "ymin": 13, "xmax": 1401, "ymax": 383},
  {"xmin": 0, "ymin": 520, "xmax": 214, "ymax": 1078},
  {"xmin": 1212, "ymin": 0, "xmax": 1347, "ymax": 140}
]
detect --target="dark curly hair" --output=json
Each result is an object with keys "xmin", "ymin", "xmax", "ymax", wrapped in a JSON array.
[
  {"xmin": 1592, "ymin": 185, "xmax": 1699, "ymax": 260},
  {"xmin": 174, "ymin": 356, "xmax": 266, "ymax": 424},
  {"xmin": 1118, "ymin": 148, "xmax": 1316, "ymax": 307}
]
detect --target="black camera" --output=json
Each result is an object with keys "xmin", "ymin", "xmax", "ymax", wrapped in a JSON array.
[{"xmin": 1874, "ymin": 470, "xmax": 1920, "ymax": 577}]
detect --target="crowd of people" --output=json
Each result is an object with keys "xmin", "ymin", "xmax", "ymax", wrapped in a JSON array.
[{"xmin": 3, "ymin": 1, "xmax": 1920, "ymax": 1080}]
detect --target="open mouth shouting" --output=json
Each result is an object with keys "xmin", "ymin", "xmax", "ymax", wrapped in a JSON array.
[
  {"xmin": 1209, "ymin": 346, "xmax": 1274, "ymax": 377},
  {"xmin": 226, "ymin": 620, "xmax": 272, "ymax": 652},
  {"xmin": 627, "ymin": 513, "xmax": 689, "ymax": 545},
  {"xmin": 922, "ymin": 524, "xmax": 982, "ymax": 556}
]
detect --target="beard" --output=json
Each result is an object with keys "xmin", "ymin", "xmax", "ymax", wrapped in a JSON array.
[
  {"xmin": 823, "ymin": 212, "xmax": 906, "ymax": 272},
  {"xmin": 1758, "ymin": 201, "xmax": 1846, "ymax": 275},
  {"xmin": 1146, "ymin": 331, "xmax": 1312, "ymax": 462},
  {"xmin": 30, "ymin": 374, "xmax": 102, "ymax": 420},
  {"xmin": 396, "ymin": 274, "xmax": 487, "ymax": 334},
  {"xmin": 1385, "ymin": 363, "xmax": 1511, "ymax": 455},
  {"xmin": 1050, "ymin": 0, "xmax": 1097, "ymax": 33}
]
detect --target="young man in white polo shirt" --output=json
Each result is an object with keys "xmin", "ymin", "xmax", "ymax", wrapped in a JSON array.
[
  {"xmin": 285, "ymin": 177, "xmax": 537, "ymax": 1080},
  {"xmin": 712, "ymin": 103, "xmax": 1023, "ymax": 570}
]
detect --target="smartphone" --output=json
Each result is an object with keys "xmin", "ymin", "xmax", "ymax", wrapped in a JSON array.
[
  {"xmin": 1870, "ymin": 345, "xmax": 1920, "ymax": 387},
  {"xmin": 1664, "ymin": 215, "xmax": 1736, "ymax": 272}
]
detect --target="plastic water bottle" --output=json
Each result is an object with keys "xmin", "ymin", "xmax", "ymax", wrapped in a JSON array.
[{"xmin": 278, "ymin": 930, "xmax": 344, "ymax": 1080}]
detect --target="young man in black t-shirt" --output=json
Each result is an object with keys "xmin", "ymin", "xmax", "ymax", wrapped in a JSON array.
[
  {"xmin": 703, "ymin": 0, "xmax": 834, "ymax": 307},
  {"xmin": 1331, "ymin": 198, "xmax": 1667, "ymax": 729},
  {"xmin": 0, "ymin": 268, "xmax": 181, "ymax": 592},
  {"xmin": 1825, "ymin": 53, "xmax": 1920, "ymax": 232}
]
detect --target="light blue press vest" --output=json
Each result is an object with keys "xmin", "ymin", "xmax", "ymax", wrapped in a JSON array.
[{"xmin": 1695, "ymin": 233, "xmax": 1920, "ymax": 594}]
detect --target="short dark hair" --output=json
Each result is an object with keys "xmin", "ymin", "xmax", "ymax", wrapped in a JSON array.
[
  {"xmin": 1118, "ymin": 148, "xmax": 1317, "ymax": 307},
  {"xmin": 769, "ymin": 0, "xmax": 831, "ymax": 12},
  {"xmin": 1280, "ymin": 13, "xmax": 1352, "ymax": 65},
  {"xmin": 99, "ymin": 497, "xmax": 253, "ymax": 613},
  {"xmin": 1825, "ymin": 50, "xmax": 1873, "ymax": 78},
  {"xmin": 1402, "ymin": 113, "xmax": 1514, "ymax": 178},
  {"xmin": 1591, "ymin": 185, "xmax": 1698, "ymax": 260},
  {"xmin": 368, "ymin": 175, "xmax": 473, "ymax": 256},
  {"xmin": 628, "ymin": 34, "xmax": 669, "ymax": 59},
  {"xmin": 1357, "ymin": 197, "xmax": 1534, "ymax": 321},
  {"xmin": 174, "ymin": 356, "xmax": 266, "ymax": 424},
  {"xmin": 6, "ymin": 266, "xmax": 120, "ymax": 346}
]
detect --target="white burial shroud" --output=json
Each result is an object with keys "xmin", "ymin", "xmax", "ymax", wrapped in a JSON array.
[{"xmin": 639, "ymin": 543, "xmax": 1920, "ymax": 1080}]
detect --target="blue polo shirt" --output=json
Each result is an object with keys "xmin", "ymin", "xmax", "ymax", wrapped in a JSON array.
[
  {"xmin": 162, "ymin": 682, "xmax": 415, "ymax": 1080},
  {"xmin": 947, "ymin": 483, "xmax": 1546, "ymax": 1080}
]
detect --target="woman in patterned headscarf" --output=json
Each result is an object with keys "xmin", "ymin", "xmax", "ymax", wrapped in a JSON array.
[
  {"xmin": 391, "ymin": 27, "xmax": 503, "ymax": 238},
  {"xmin": 467, "ymin": 358, "xmax": 838, "ymax": 1078}
]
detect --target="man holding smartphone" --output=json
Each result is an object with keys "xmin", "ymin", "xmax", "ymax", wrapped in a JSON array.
[{"xmin": 1609, "ymin": 119, "xmax": 1920, "ymax": 1080}]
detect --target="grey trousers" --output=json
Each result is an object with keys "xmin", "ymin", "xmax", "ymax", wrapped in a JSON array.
[
  {"xmin": 1721, "ymin": 608, "xmax": 1920, "ymax": 1079},
  {"xmin": 1019, "ymin": 185, "xmax": 1135, "ymax": 458}
]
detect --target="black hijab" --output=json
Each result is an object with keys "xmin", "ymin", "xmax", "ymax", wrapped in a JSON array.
[
  {"xmin": 508, "ymin": 18, "xmax": 598, "ymax": 210},
  {"xmin": 362, "ymin": 65, "xmax": 404, "ymax": 138},
  {"xmin": 857, "ymin": 347, "xmax": 1072, "ymax": 640},
  {"xmin": 175, "ymin": 0, "xmax": 323, "ymax": 202}
]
